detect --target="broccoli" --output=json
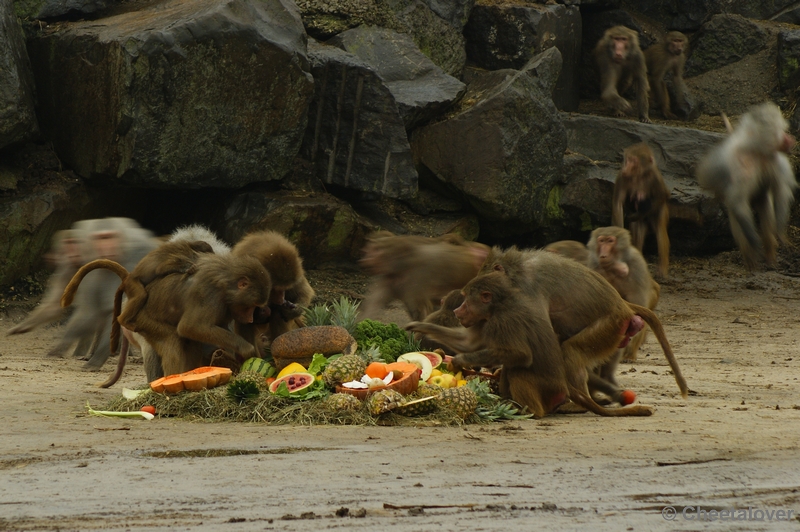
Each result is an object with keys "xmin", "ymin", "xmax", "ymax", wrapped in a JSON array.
[{"xmin": 354, "ymin": 319, "xmax": 418, "ymax": 362}]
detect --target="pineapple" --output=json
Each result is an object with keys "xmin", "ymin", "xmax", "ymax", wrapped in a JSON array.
[
  {"xmin": 226, "ymin": 372, "xmax": 264, "ymax": 404},
  {"xmin": 358, "ymin": 344, "xmax": 384, "ymax": 364},
  {"xmin": 394, "ymin": 396, "xmax": 437, "ymax": 416},
  {"xmin": 437, "ymin": 386, "xmax": 478, "ymax": 419},
  {"xmin": 366, "ymin": 389, "xmax": 406, "ymax": 415},
  {"xmin": 330, "ymin": 296, "xmax": 360, "ymax": 335},
  {"xmin": 304, "ymin": 303, "xmax": 332, "ymax": 327},
  {"xmin": 325, "ymin": 393, "xmax": 362, "ymax": 411},
  {"xmin": 414, "ymin": 382, "xmax": 444, "ymax": 399},
  {"xmin": 322, "ymin": 354, "xmax": 367, "ymax": 386}
]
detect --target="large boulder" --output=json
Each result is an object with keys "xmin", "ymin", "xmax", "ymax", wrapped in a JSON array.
[
  {"xmin": 26, "ymin": 0, "xmax": 313, "ymax": 188},
  {"xmin": 421, "ymin": 0, "xmax": 474, "ymax": 29},
  {"xmin": 623, "ymin": 0, "xmax": 796, "ymax": 32},
  {"xmin": 14, "ymin": 0, "xmax": 106, "ymax": 19},
  {"xmin": 216, "ymin": 189, "xmax": 371, "ymax": 267},
  {"xmin": 295, "ymin": 0, "xmax": 467, "ymax": 76},
  {"xmin": 463, "ymin": 2, "xmax": 581, "ymax": 110},
  {"xmin": 685, "ymin": 14, "xmax": 770, "ymax": 78},
  {"xmin": 301, "ymin": 40, "xmax": 417, "ymax": 199},
  {"xmin": 411, "ymin": 47, "xmax": 567, "ymax": 232},
  {"xmin": 777, "ymin": 29, "xmax": 800, "ymax": 91},
  {"xmin": 0, "ymin": 0, "xmax": 38, "ymax": 149},
  {"xmin": 327, "ymin": 27, "xmax": 466, "ymax": 130}
]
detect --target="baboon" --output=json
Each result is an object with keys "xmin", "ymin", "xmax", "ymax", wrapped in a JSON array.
[
  {"xmin": 359, "ymin": 231, "xmax": 489, "ymax": 322},
  {"xmin": 9, "ymin": 218, "xmax": 158, "ymax": 369},
  {"xmin": 543, "ymin": 240, "xmax": 589, "ymax": 264},
  {"xmin": 697, "ymin": 102, "xmax": 797, "ymax": 269},
  {"xmin": 407, "ymin": 248, "xmax": 688, "ymax": 418},
  {"xmin": 594, "ymin": 25, "xmax": 651, "ymax": 123},
  {"xmin": 613, "ymin": 143, "xmax": 671, "ymax": 277},
  {"xmin": 587, "ymin": 227, "xmax": 660, "ymax": 402},
  {"xmin": 416, "ymin": 290, "xmax": 466, "ymax": 353},
  {"xmin": 231, "ymin": 230, "xmax": 315, "ymax": 351},
  {"xmin": 62, "ymin": 253, "xmax": 271, "ymax": 378},
  {"xmin": 644, "ymin": 31, "xmax": 690, "ymax": 120}
]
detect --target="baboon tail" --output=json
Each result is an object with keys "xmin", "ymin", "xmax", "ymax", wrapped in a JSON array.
[
  {"xmin": 628, "ymin": 303, "xmax": 689, "ymax": 398},
  {"xmin": 568, "ymin": 386, "xmax": 654, "ymax": 417},
  {"xmin": 98, "ymin": 333, "xmax": 128, "ymax": 389},
  {"xmin": 110, "ymin": 286, "xmax": 125, "ymax": 354},
  {"xmin": 60, "ymin": 259, "xmax": 129, "ymax": 308}
]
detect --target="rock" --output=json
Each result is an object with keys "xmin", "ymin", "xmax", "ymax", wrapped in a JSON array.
[
  {"xmin": 685, "ymin": 49, "xmax": 778, "ymax": 116},
  {"xmin": 627, "ymin": 1, "xmax": 796, "ymax": 32},
  {"xmin": 411, "ymin": 48, "xmax": 567, "ymax": 232},
  {"xmin": 26, "ymin": 0, "xmax": 313, "ymax": 188},
  {"xmin": 684, "ymin": 14, "xmax": 769, "ymax": 78},
  {"xmin": 777, "ymin": 29, "xmax": 800, "ymax": 91},
  {"xmin": 15, "ymin": 0, "xmax": 107, "ymax": 19},
  {"xmin": 217, "ymin": 190, "xmax": 371, "ymax": 267},
  {"xmin": 421, "ymin": 0, "xmax": 474, "ymax": 29},
  {"xmin": 301, "ymin": 41, "xmax": 417, "ymax": 200},
  {"xmin": 463, "ymin": 2, "xmax": 581, "ymax": 110},
  {"xmin": 0, "ymin": 174, "xmax": 90, "ymax": 286},
  {"xmin": 295, "ymin": 0, "xmax": 467, "ymax": 76},
  {"xmin": 0, "ymin": 1, "xmax": 38, "ymax": 149},
  {"xmin": 328, "ymin": 27, "xmax": 466, "ymax": 130}
]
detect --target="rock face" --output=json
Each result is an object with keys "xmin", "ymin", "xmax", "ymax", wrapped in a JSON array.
[
  {"xmin": 301, "ymin": 41, "xmax": 418, "ymax": 200},
  {"xmin": 0, "ymin": 0, "xmax": 38, "ymax": 149},
  {"xmin": 328, "ymin": 27, "xmax": 466, "ymax": 130},
  {"xmin": 411, "ymin": 48, "xmax": 567, "ymax": 232},
  {"xmin": 14, "ymin": 0, "xmax": 107, "ymax": 19},
  {"xmin": 463, "ymin": 2, "xmax": 581, "ymax": 110},
  {"xmin": 27, "ymin": 0, "xmax": 313, "ymax": 188},
  {"xmin": 685, "ymin": 14, "xmax": 769, "ymax": 77}
]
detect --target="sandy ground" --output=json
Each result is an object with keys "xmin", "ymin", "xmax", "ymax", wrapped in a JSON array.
[{"xmin": 1, "ymin": 254, "xmax": 800, "ymax": 531}]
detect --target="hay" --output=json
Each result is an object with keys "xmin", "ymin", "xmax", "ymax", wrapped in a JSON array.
[{"xmin": 103, "ymin": 385, "xmax": 483, "ymax": 427}]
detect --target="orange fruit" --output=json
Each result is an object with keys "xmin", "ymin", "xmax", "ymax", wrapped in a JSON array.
[{"xmin": 365, "ymin": 362, "xmax": 389, "ymax": 379}]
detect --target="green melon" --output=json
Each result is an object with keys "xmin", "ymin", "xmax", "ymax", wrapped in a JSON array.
[
  {"xmin": 240, "ymin": 358, "xmax": 276, "ymax": 378},
  {"xmin": 268, "ymin": 372, "xmax": 315, "ymax": 395}
]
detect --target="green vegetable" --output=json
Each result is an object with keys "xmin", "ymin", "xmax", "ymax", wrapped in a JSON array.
[
  {"xmin": 271, "ymin": 378, "xmax": 329, "ymax": 401},
  {"xmin": 86, "ymin": 402, "xmax": 154, "ymax": 420},
  {"xmin": 354, "ymin": 319, "xmax": 414, "ymax": 362},
  {"xmin": 306, "ymin": 353, "xmax": 329, "ymax": 376}
]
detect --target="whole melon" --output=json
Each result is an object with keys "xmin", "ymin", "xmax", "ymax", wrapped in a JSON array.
[
  {"xmin": 268, "ymin": 372, "xmax": 316, "ymax": 395},
  {"xmin": 240, "ymin": 358, "xmax": 275, "ymax": 378}
]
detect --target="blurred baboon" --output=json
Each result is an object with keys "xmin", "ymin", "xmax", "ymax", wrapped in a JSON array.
[
  {"xmin": 644, "ymin": 31, "xmax": 689, "ymax": 120},
  {"xmin": 543, "ymin": 240, "xmax": 589, "ymax": 264},
  {"xmin": 594, "ymin": 26, "xmax": 651, "ymax": 123},
  {"xmin": 697, "ymin": 102, "xmax": 797, "ymax": 269},
  {"xmin": 10, "ymin": 218, "xmax": 157, "ymax": 369},
  {"xmin": 359, "ymin": 232, "xmax": 489, "ymax": 322},
  {"xmin": 416, "ymin": 289, "xmax": 466, "ymax": 353}
]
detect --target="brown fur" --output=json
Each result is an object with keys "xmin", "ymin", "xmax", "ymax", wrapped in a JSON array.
[
  {"xmin": 543, "ymin": 240, "xmax": 589, "ymax": 264},
  {"xmin": 644, "ymin": 31, "xmax": 689, "ymax": 120},
  {"xmin": 416, "ymin": 290, "xmax": 466, "ymax": 353},
  {"xmin": 594, "ymin": 26, "xmax": 651, "ymax": 123},
  {"xmin": 407, "ymin": 248, "xmax": 688, "ymax": 418},
  {"xmin": 359, "ymin": 232, "xmax": 490, "ymax": 322},
  {"xmin": 231, "ymin": 230, "xmax": 315, "ymax": 351}
]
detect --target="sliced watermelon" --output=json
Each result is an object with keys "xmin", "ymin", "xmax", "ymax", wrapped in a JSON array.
[{"xmin": 268, "ymin": 372, "xmax": 315, "ymax": 395}]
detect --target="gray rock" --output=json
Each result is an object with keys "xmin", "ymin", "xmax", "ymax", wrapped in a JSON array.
[
  {"xmin": 626, "ymin": 0, "xmax": 795, "ymax": 32},
  {"xmin": 0, "ymin": 1, "xmax": 38, "ymax": 149},
  {"xmin": 411, "ymin": 48, "xmax": 567, "ymax": 230},
  {"xmin": 463, "ymin": 2, "xmax": 582, "ymax": 111},
  {"xmin": 777, "ymin": 29, "xmax": 800, "ymax": 91},
  {"xmin": 328, "ymin": 27, "xmax": 466, "ymax": 130},
  {"xmin": 422, "ymin": 0, "xmax": 474, "ymax": 28},
  {"xmin": 16, "ymin": 0, "xmax": 107, "ymax": 19},
  {"xmin": 295, "ymin": 0, "xmax": 467, "ymax": 76},
  {"xmin": 0, "ymin": 176, "xmax": 90, "ymax": 287},
  {"xmin": 217, "ymin": 190, "xmax": 372, "ymax": 267},
  {"xmin": 301, "ymin": 41, "xmax": 417, "ymax": 200},
  {"xmin": 26, "ymin": 0, "xmax": 313, "ymax": 188},
  {"xmin": 685, "ymin": 14, "xmax": 769, "ymax": 78}
]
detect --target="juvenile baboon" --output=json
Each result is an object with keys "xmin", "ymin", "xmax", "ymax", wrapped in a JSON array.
[
  {"xmin": 416, "ymin": 289, "xmax": 466, "ymax": 353},
  {"xmin": 697, "ymin": 102, "xmax": 797, "ymax": 269},
  {"xmin": 359, "ymin": 231, "xmax": 489, "ymax": 322},
  {"xmin": 594, "ymin": 26, "xmax": 651, "ymax": 123},
  {"xmin": 407, "ymin": 248, "xmax": 688, "ymax": 418},
  {"xmin": 613, "ymin": 143, "xmax": 671, "ymax": 277},
  {"xmin": 231, "ymin": 231, "xmax": 314, "ymax": 350},
  {"xmin": 644, "ymin": 31, "xmax": 689, "ymax": 120},
  {"xmin": 587, "ymin": 227, "xmax": 661, "ymax": 402}
]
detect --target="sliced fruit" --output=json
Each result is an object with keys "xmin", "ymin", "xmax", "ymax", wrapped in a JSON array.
[
  {"xmin": 420, "ymin": 351, "xmax": 443, "ymax": 368},
  {"xmin": 182, "ymin": 373, "xmax": 209, "ymax": 392},
  {"xmin": 162, "ymin": 375, "xmax": 185, "ymax": 394},
  {"xmin": 397, "ymin": 352, "xmax": 434, "ymax": 381},
  {"xmin": 268, "ymin": 372, "xmax": 316, "ymax": 395},
  {"xmin": 385, "ymin": 361, "xmax": 421, "ymax": 377},
  {"xmin": 276, "ymin": 362, "xmax": 307, "ymax": 379},
  {"xmin": 365, "ymin": 362, "xmax": 389, "ymax": 379},
  {"xmin": 149, "ymin": 367, "xmax": 232, "ymax": 394}
]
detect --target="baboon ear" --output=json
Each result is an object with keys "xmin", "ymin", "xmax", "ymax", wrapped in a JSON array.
[
  {"xmin": 237, "ymin": 277, "xmax": 250, "ymax": 290},
  {"xmin": 480, "ymin": 291, "xmax": 492, "ymax": 304},
  {"xmin": 493, "ymin": 263, "xmax": 505, "ymax": 273}
]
